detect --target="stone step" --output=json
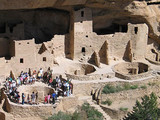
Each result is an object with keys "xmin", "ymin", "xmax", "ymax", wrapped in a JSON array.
[{"xmin": 87, "ymin": 100, "xmax": 111, "ymax": 120}]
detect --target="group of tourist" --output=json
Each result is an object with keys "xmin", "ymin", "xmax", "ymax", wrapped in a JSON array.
[
  {"xmin": 44, "ymin": 92, "xmax": 57, "ymax": 104},
  {"xmin": 5, "ymin": 68, "xmax": 43, "ymax": 104},
  {"xmin": 43, "ymin": 74, "xmax": 73, "ymax": 97},
  {"xmin": 4, "ymin": 67, "xmax": 73, "ymax": 105},
  {"xmin": 23, "ymin": 92, "xmax": 38, "ymax": 105},
  {"xmin": 6, "ymin": 69, "xmax": 43, "ymax": 89}
]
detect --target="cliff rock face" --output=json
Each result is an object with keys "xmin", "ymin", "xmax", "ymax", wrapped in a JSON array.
[{"xmin": 0, "ymin": 0, "xmax": 159, "ymax": 41}]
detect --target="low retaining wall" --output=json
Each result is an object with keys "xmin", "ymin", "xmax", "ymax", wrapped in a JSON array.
[
  {"xmin": 1, "ymin": 89, "xmax": 55, "ymax": 118},
  {"xmin": 9, "ymin": 103, "xmax": 54, "ymax": 118},
  {"xmin": 66, "ymin": 73, "xmax": 114, "ymax": 81},
  {"xmin": 115, "ymin": 71, "xmax": 152, "ymax": 80},
  {"xmin": 113, "ymin": 62, "xmax": 152, "ymax": 80},
  {"xmin": 73, "ymin": 75, "xmax": 158, "ymax": 97},
  {"xmin": 1, "ymin": 89, "xmax": 80, "ymax": 119},
  {"xmin": 56, "ymin": 96, "xmax": 79, "ymax": 113}
]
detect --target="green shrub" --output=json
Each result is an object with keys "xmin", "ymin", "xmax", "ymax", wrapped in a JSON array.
[
  {"xmin": 119, "ymin": 107, "xmax": 128, "ymax": 112},
  {"xmin": 48, "ymin": 111, "xmax": 72, "ymax": 120},
  {"xmin": 102, "ymin": 84, "xmax": 139, "ymax": 94},
  {"xmin": 48, "ymin": 103, "xmax": 103, "ymax": 120},
  {"xmin": 72, "ymin": 111, "xmax": 82, "ymax": 120},
  {"xmin": 130, "ymin": 85, "xmax": 138, "ymax": 89},
  {"xmin": 82, "ymin": 103, "xmax": 103, "ymax": 120},
  {"xmin": 116, "ymin": 85, "xmax": 123, "ymax": 92},
  {"xmin": 123, "ymin": 83, "xmax": 131, "ymax": 90},
  {"xmin": 101, "ymin": 99, "xmax": 112, "ymax": 106},
  {"xmin": 140, "ymin": 85, "xmax": 147, "ymax": 89},
  {"xmin": 148, "ymin": 82, "xmax": 156, "ymax": 86},
  {"xmin": 102, "ymin": 84, "xmax": 117, "ymax": 94}
]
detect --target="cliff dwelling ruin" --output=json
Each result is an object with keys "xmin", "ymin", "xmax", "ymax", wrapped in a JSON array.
[{"xmin": 0, "ymin": 0, "xmax": 160, "ymax": 120}]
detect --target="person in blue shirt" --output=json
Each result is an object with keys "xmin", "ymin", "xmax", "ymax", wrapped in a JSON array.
[
  {"xmin": 22, "ymin": 93, "xmax": 25, "ymax": 105},
  {"xmin": 52, "ymin": 92, "xmax": 56, "ymax": 104}
]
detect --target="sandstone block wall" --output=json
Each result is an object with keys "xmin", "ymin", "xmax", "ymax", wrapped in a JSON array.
[
  {"xmin": 72, "ymin": 7, "xmax": 149, "ymax": 63},
  {"xmin": 52, "ymin": 35, "xmax": 65, "ymax": 57},
  {"xmin": 14, "ymin": 39, "xmax": 36, "ymax": 66},
  {"xmin": 129, "ymin": 23, "xmax": 148, "ymax": 61},
  {"xmin": 74, "ymin": 8, "xmax": 93, "ymax": 33},
  {"xmin": 56, "ymin": 96, "xmax": 78, "ymax": 113},
  {"xmin": 9, "ymin": 103, "xmax": 54, "ymax": 118},
  {"xmin": 0, "ymin": 89, "xmax": 80, "ymax": 119}
]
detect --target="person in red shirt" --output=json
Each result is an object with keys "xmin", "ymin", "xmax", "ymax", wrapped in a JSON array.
[
  {"xmin": 44, "ymin": 95, "xmax": 47, "ymax": 104},
  {"xmin": 49, "ymin": 78, "xmax": 53, "ymax": 86}
]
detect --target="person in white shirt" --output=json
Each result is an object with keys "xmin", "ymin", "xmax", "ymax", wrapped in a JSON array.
[{"xmin": 39, "ymin": 68, "xmax": 43, "ymax": 75}]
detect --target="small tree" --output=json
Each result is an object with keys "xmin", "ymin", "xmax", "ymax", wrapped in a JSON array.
[{"xmin": 123, "ymin": 92, "xmax": 158, "ymax": 120}]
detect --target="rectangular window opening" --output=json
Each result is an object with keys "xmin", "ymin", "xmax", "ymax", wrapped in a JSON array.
[
  {"xmin": 81, "ymin": 11, "xmax": 84, "ymax": 17},
  {"xmin": 134, "ymin": 27, "xmax": 138, "ymax": 34},
  {"xmin": 43, "ymin": 57, "xmax": 46, "ymax": 61},
  {"xmin": 20, "ymin": 58, "xmax": 24, "ymax": 63},
  {"xmin": 82, "ymin": 47, "xmax": 85, "ymax": 53}
]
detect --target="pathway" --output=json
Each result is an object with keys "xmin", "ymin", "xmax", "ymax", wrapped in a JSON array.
[{"xmin": 87, "ymin": 99, "xmax": 111, "ymax": 120}]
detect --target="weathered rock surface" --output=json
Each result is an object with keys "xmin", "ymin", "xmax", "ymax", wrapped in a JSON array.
[{"xmin": 0, "ymin": 0, "xmax": 159, "ymax": 42}]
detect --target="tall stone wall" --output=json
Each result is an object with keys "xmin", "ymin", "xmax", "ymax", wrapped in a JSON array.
[
  {"xmin": 9, "ymin": 103, "xmax": 54, "ymax": 118},
  {"xmin": 52, "ymin": 35, "xmax": 65, "ymax": 57},
  {"xmin": 74, "ymin": 8, "xmax": 93, "ymax": 33},
  {"xmin": 74, "ymin": 32, "xmax": 108, "ymax": 61},
  {"xmin": 129, "ymin": 23, "xmax": 148, "ymax": 61},
  {"xmin": 0, "ymin": 89, "xmax": 80, "ymax": 119}
]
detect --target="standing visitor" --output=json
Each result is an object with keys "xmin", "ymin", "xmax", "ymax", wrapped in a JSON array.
[
  {"xmin": 22, "ymin": 93, "xmax": 25, "ymax": 105},
  {"xmin": 32, "ymin": 70, "xmax": 36, "ymax": 80},
  {"xmin": 66, "ymin": 82, "xmax": 70, "ymax": 97},
  {"xmin": 49, "ymin": 78, "xmax": 53, "ymax": 86},
  {"xmin": 52, "ymin": 78, "xmax": 56, "ymax": 88},
  {"xmin": 31, "ymin": 92, "xmax": 35, "ymax": 104},
  {"xmin": 69, "ymin": 83, "xmax": 73, "ymax": 95},
  {"xmin": 52, "ymin": 92, "xmax": 56, "ymax": 104},
  {"xmin": 17, "ymin": 93, "xmax": 20, "ymax": 103},
  {"xmin": 47, "ymin": 93, "xmax": 51, "ymax": 103},
  {"xmin": 40, "ymin": 68, "xmax": 43, "ymax": 76},
  {"xmin": 37, "ymin": 71, "xmax": 41, "ymax": 80},
  {"xmin": 27, "ymin": 94, "xmax": 30, "ymax": 104},
  {"xmin": 36, "ymin": 92, "xmax": 38, "ymax": 104},
  {"xmin": 44, "ymin": 95, "xmax": 47, "ymax": 104}
]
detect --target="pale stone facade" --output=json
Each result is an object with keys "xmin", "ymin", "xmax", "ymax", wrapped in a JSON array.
[
  {"xmin": 0, "ymin": 35, "xmax": 65, "ymax": 76},
  {"xmin": 70, "ymin": 8, "xmax": 148, "ymax": 64},
  {"xmin": 0, "ymin": 7, "xmax": 150, "ymax": 77},
  {"xmin": 0, "ymin": 2, "xmax": 160, "ymax": 119}
]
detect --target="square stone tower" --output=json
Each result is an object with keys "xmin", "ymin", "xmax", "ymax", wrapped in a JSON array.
[
  {"xmin": 74, "ymin": 8, "xmax": 93, "ymax": 33},
  {"xmin": 13, "ymin": 39, "xmax": 36, "ymax": 67},
  {"xmin": 69, "ymin": 8, "xmax": 94, "ymax": 60}
]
